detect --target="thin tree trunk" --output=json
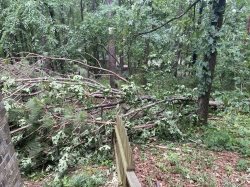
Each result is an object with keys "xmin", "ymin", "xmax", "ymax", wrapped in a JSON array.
[
  {"xmin": 60, "ymin": 5, "xmax": 65, "ymax": 24},
  {"xmin": 108, "ymin": 34, "xmax": 117, "ymax": 88},
  {"xmin": 80, "ymin": 0, "xmax": 84, "ymax": 21},
  {"xmin": 92, "ymin": 0, "xmax": 97, "ymax": 12},
  {"xmin": 118, "ymin": 0, "xmax": 124, "ymax": 75},
  {"xmin": 127, "ymin": 43, "xmax": 132, "ymax": 75},
  {"xmin": 198, "ymin": 0, "xmax": 226, "ymax": 124},
  {"xmin": 141, "ymin": 0, "xmax": 153, "ymax": 85},
  {"xmin": 141, "ymin": 40, "xmax": 150, "ymax": 84},
  {"xmin": 47, "ymin": 4, "xmax": 60, "ymax": 45},
  {"xmin": 119, "ymin": 52, "xmax": 124, "ymax": 74},
  {"xmin": 247, "ymin": 16, "xmax": 250, "ymax": 34},
  {"xmin": 91, "ymin": 1, "xmax": 100, "ymax": 76},
  {"xmin": 193, "ymin": 1, "xmax": 205, "ymax": 66},
  {"xmin": 173, "ymin": 46, "xmax": 181, "ymax": 77},
  {"xmin": 107, "ymin": 0, "xmax": 117, "ymax": 88}
]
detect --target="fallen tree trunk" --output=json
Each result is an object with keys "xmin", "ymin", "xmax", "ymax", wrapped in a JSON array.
[{"xmin": 123, "ymin": 96, "xmax": 224, "ymax": 117}]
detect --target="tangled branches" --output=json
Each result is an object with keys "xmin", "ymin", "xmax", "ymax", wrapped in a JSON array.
[
  {"xmin": 0, "ymin": 55, "xmax": 126, "ymax": 175},
  {"xmin": 0, "ymin": 54, "xmax": 212, "ymax": 175}
]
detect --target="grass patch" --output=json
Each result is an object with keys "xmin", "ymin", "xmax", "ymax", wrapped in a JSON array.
[
  {"xmin": 201, "ymin": 114, "xmax": 250, "ymax": 156},
  {"xmin": 236, "ymin": 159, "xmax": 250, "ymax": 172},
  {"xmin": 165, "ymin": 152, "xmax": 180, "ymax": 165},
  {"xmin": 190, "ymin": 173, "xmax": 217, "ymax": 187},
  {"xmin": 170, "ymin": 165, "xmax": 190, "ymax": 177}
]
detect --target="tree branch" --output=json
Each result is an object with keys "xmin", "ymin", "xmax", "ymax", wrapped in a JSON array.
[
  {"xmin": 5, "ymin": 52, "xmax": 129, "ymax": 83},
  {"xmin": 137, "ymin": 0, "xmax": 201, "ymax": 36},
  {"xmin": 85, "ymin": 100, "xmax": 124, "ymax": 110}
]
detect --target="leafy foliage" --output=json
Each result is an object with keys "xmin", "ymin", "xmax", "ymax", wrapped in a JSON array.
[
  {"xmin": 0, "ymin": 0, "xmax": 249, "ymax": 184},
  {"xmin": 1, "ymin": 73, "xmax": 114, "ymax": 176},
  {"xmin": 47, "ymin": 170, "xmax": 107, "ymax": 187}
]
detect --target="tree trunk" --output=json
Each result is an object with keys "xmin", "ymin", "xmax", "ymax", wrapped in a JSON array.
[
  {"xmin": 107, "ymin": 0, "xmax": 117, "ymax": 88},
  {"xmin": 119, "ymin": 52, "xmax": 124, "ymax": 74},
  {"xmin": 198, "ymin": 0, "xmax": 226, "ymax": 124},
  {"xmin": 92, "ymin": 0, "xmax": 97, "ymax": 12},
  {"xmin": 141, "ymin": 0, "xmax": 153, "ymax": 85},
  {"xmin": 80, "ymin": 0, "xmax": 84, "ymax": 21},
  {"xmin": 247, "ymin": 16, "xmax": 250, "ymax": 34},
  {"xmin": 141, "ymin": 39, "xmax": 150, "ymax": 85},
  {"xmin": 108, "ymin": 30, "xmax": 117, "ymax": 88},
  {"xmin": 192, "ymin": 1, "xmax": 205, "ymax": 66},
  {"xmin": 173, "ymin": 43, "xmax": 181, "ymax": 77},
  {"xmin": 60, "ymin": 5, "xmax": 65, "ymax": 24}
]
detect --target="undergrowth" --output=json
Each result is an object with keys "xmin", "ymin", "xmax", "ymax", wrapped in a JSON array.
[
  {"xmin": 128, "ymin": 87, "xmax": 250, "ymax": 157},
  {"xmin": 46, "ymin": 170, "xmax": 107, "ymax": 187},
  {"xmin": 202, "ymin": 114, "xmax": 250, "ymax": 156},
  {"xmin": 1, "ymin": 63, "xmax": 249, "ymax": 182}
]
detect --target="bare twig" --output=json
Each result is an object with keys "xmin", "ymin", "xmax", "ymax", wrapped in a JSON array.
[
  {"xmin": 123, "ymin": 100, "xmax": 165, "ymax": 117},
  {"xmin": 7, "ymin": 52, "xmax": 129, "ymax": 83},
  {"xmin": 85, "ymin": 101, "xmax": 124, "ymax": 110},
  {"xmin": 132, "ymin": 123, "xmax": 155, "ymax": 130},
  {"xmin": 123, "ymin": 96, "xmax": 192, "ymax": 117},
  {"xmin": 10, "ymin": 125, "xmax": 31, "ymax": 135}
]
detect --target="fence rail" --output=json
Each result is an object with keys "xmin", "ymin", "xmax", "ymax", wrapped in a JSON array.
[{"xmin": 113, "ymin": 116, "xmax": 141, "ymax": 187}]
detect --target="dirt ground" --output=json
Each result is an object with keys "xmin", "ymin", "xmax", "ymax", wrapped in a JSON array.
[{"xmin": 134, "ymin": 143, "xmax": 250, "ymax": 187}]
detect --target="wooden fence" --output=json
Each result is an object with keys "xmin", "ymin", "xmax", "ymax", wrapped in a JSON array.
[{"xmin": 113, "ymin": 116, "xmax": 141, "ymax": 187}]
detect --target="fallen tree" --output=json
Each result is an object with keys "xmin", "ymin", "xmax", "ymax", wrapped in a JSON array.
[{"xmin": 0, "ymin": 55, "xmax": 225, "ymax": 176}]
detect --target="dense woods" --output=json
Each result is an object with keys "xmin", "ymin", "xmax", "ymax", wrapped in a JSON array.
[{"xmin": 0, "ymin": 0, "xmax": 249, "ymax": 186}]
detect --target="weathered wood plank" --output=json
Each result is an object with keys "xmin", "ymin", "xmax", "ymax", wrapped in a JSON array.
[
  {"xmin": 126, "ymin": 171, "xmax": 141, "ymax": 187},
  {"xmin": 115, "ymin": 126, "xmax": 128, "ymax": 169},
  {"xmin": 115, "ymin": 125, "xmax": 128, "ymax": 186},
  {"xmin": 114, "ymin": 115, "xmax": 141, "ymax": 187},
  {"xmin": 114, "ymin": 137, "xmax": 122, "ymax": 186},
  {"xmin": 117, "ymin": 116, "xmax": 134, "ymax": 170}
]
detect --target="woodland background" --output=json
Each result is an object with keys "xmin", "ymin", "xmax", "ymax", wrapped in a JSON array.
[{"xmin": 0, "ymin": 0, "xmax": 250, "ymax": 186}]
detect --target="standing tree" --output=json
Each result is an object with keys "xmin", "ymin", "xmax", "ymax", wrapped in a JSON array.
[
  {"xmin": 198, "ymin": 0, "xmax": 226, "ymax": 124},
  {"xmin": 107, "ymin": 0, "xmax": 117, "ymax": 88}
]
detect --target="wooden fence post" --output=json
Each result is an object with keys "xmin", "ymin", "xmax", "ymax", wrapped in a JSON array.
[{"xmin": 114, "ymin": 115, "xmax": 141, "ymax": 187}]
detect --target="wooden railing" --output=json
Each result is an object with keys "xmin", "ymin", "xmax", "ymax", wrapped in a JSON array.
[{"xmin": 113, "ymin": 116, "xmax": 141, "ymax": 187}]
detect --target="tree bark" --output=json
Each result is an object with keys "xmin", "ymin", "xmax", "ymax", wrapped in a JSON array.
[
  {"xmin": 107, "ymin": 0, "xmax": 117, "ymax": 88},
  {"xmin": 108, "ymin": 31, "xmax": 117, "ymax": 88},
  {"xmin": 198, "ymin": 0, "xmax": 226, "ymax": 124}
]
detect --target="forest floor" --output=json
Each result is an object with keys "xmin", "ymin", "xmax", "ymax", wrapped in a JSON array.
[
  {"xmin": 133, "ymin": 143, "xmax": 250, "ymax": 187},
  {"xmin": 24, "ymin": 142, "xmax": 250, "ymax": 187},
  {"xmin": 23, "ymin": 111, "xmax": 250, "ymax": 187}
]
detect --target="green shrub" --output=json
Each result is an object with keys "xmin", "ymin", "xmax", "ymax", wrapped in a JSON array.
[
  {"xmin": 236, "ymin": 159, "xmax": 250, "ymax": 172},
  {"xmin": 202, "ymin": 114, "xmax": 250, "ymax": 156},
  {"xmin": 203, "ymin": 129, "xmax": 234, "ymax": 150}
]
